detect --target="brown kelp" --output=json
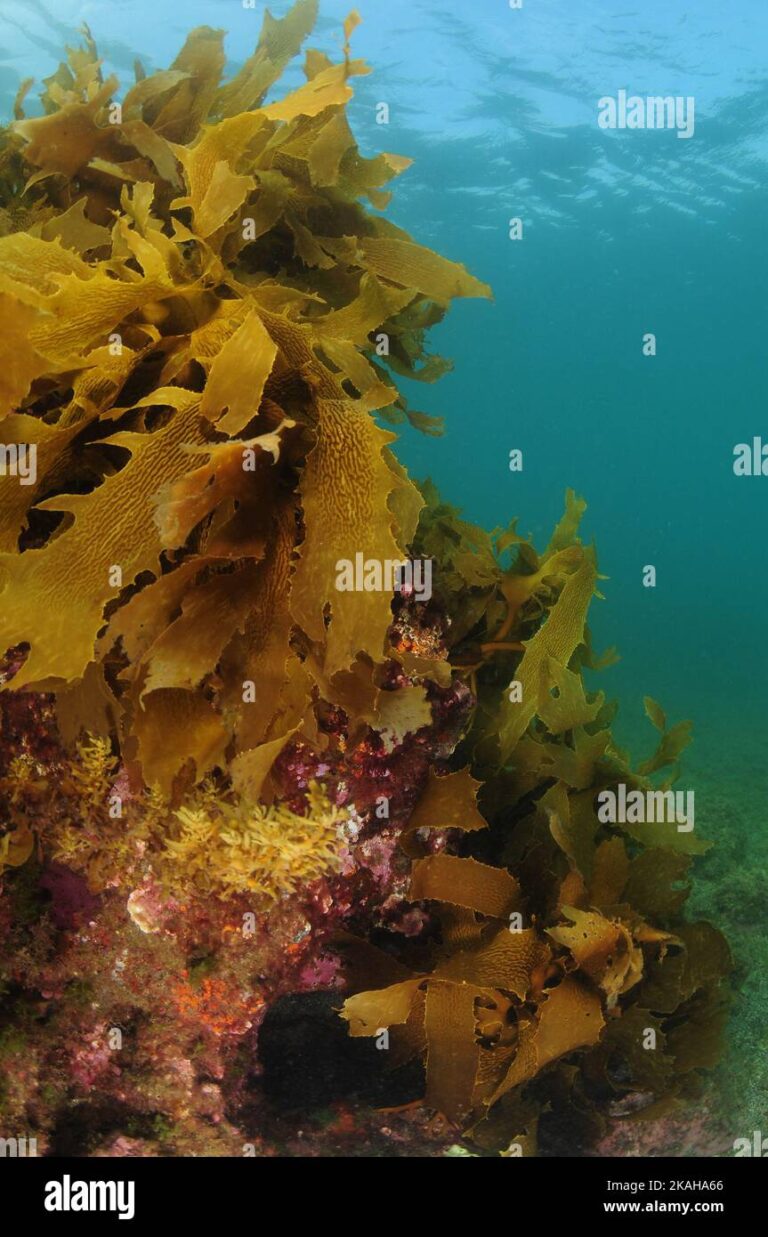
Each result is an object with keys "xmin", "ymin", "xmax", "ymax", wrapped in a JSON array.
[
  {"xmin": 335, "ymin": 490, "xmax": 730, "ymax": 1148},
  {"xmin": 0, "ymin": 3, "xmax": 728, "ymax": 1156}
]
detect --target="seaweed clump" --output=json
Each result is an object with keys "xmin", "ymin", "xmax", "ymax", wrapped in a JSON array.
[
  {"xmin": 333, "ymin": 491, "xmax": 731, "ymax": 1151},
  {"xmin": 5, "ymin": 737, "xmax": 346, "ymax": 901},
  {"xmin": 0, "ymin": 4, "xmax": 729, "ymax": 1157}
]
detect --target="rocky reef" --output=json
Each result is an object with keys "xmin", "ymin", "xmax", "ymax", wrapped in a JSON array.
[{"xmin": 0, "ymin": 2, "xmax": 729, "ymax": 1156}]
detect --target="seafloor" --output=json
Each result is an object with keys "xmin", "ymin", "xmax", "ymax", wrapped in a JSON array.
[{"xmin": 591, "ymin": 703, "xmax": 767, "ymax": 1158}]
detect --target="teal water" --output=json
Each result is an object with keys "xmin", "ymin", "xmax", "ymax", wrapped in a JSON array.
[{"xmin": 2, "ymin": 0, "xmax": 765, "ymax": 739}]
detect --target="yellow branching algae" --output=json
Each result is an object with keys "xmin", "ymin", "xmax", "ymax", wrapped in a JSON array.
[{"xmin": 2, "ymin": 736, "xmax": 345, "ymax": 902}]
